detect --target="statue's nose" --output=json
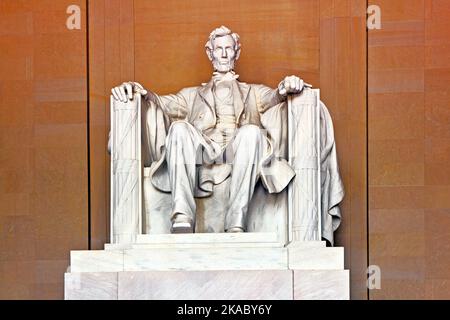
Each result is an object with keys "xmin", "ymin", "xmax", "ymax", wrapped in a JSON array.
[{"xmin": 221, "ymin": 49, "xmax": 227, "ymax": 58}]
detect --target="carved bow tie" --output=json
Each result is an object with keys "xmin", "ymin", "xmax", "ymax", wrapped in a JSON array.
[{"xmin": 212, "ymin": 71, "xmax": 240, "ymax": 83}]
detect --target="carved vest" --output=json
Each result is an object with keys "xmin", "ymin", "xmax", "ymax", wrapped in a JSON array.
[{"xmin": 211, "ymin": 81, "xmax": 237, "ymax": 147}]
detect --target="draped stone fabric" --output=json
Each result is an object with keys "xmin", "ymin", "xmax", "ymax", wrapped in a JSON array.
[
  {"xmin": 140, "ymin": 78, "xmax": 344, "ymax": 245},
  {"xmin": 143, "ymin": 76, "xmax": 296, "ymax": 197},
  {"xmin": 318, "ymin": 102, "xmax": 345, "ymax": 245}
]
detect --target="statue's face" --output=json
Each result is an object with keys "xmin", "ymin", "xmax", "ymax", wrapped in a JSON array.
[{"xmin": 210, "ymin": 35, "xmax": 237, "ymax": 72}]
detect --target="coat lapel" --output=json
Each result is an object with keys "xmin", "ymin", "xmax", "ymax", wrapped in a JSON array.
[
  {"xmin": 232, "ymin": 81, "xmax": 250, "ymax": 123},
  {"xmin": 198, "ymin": 79, "xmax": 215, "ymax": 113}
]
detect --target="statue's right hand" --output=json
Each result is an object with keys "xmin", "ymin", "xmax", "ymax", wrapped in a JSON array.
[{"xmin": 111, "ymin": 82, "xmax": 148, "ymax": 102}]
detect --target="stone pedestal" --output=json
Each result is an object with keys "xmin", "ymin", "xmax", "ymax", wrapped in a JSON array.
[{"xmin": 65, "ymin": 233, "xmax": 349, "ymax": 300}]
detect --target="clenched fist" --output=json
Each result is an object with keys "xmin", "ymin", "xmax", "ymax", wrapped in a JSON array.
[
  {"xmin": 278, "ymin": 75, "xmax": 311, "ymax": 96},
  {"xmin": 111, "ymin": 82, "xmax": 148, "ymax": 102}
]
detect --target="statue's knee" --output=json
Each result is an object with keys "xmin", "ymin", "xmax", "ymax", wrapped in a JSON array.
[
  {"xmin": 168, "ymin": 121, "xmax": 191, "ymax": 138},
  {"xmin": 237, "ymin": 125, "xmax": 263, "ymax": 141}
]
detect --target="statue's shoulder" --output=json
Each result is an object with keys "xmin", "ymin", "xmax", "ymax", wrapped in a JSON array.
[
  {"xmin": 178, "ymin": 86, "xmax": 200, "ymax": 96},
  {"xmin": 245, "ymin": 82, "xmax": 268, "ymax": 89},
  {"xmin": 244, "ymin": 83, "xmax": 274, "ymax": 95},
  {"xmin": 237, "ymin": 80, "xmax": 252, "ymax": 90}
]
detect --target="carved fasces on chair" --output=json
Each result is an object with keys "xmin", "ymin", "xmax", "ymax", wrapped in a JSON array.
[
  {"xmin": 287, "ymin": 89, "xmax": 321, "ymax": 242},
  {"xmin": 110, "ymin": 94, "xmax": 142, "ymax": 244}
]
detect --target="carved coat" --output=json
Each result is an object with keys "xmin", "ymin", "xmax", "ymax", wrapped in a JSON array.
[
  {"xmin": 140, "ymin": 77, "xmax": 344, "ymax": 245},
  {"xmin": 142, "ymin": 77, "xmax": 296, "ymax": 197}
]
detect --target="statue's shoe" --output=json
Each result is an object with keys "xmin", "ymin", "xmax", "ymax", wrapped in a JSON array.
[
  {"xmin": 227, "ymin": 227, "xmax": 245, "ymax": 233},
  {"xmin": 171, "ymin": 213, "xmax": 194, "ymax": 234},
  {"xmin": 171, "ymin": 221, "xmax": 194, "ymax": 233}
]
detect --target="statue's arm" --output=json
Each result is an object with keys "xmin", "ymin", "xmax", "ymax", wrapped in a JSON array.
[
  {"xmin": 255, "ymin": 84, "xmax": 286, "ymax": 113},
  {"xmin": 145, "ymin": 89, "xmax": 189, "ymax": 121},
  {"xmin": 111, "ymin": 81, "xmax": 190, "ymax": 120},
  {"xmin": 256, "ymin": 76, "xmax": 308, "ymax": 113},
  {"xmin": 108, "ymin": 82, "xmax": 189, "ymax": 155}
]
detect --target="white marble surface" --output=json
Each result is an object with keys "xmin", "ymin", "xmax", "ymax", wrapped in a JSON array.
[
  {"xmin": 142, "ymin": 173, "xmax": 172, "ymax": 234},
  {"xmin": 70, "ymin": 250, "xmax": 124, "ymax": 272},
  {"xmin": 65, "ymin": 272, "xmax": 118, "ymax": 300},
  {"xmin": 123, "ymin": 247, "xmax": 287, "ymax": 271},
  {"xmin": 288, "ymin": 246, "xmax": 344, "ymax": 270},
  {"xmin": 110, "ymin": 94, "xmax": 142, "ymax": 244},
  {"xmin": 287, "ymin": 240, "xmax": 326, "ymax": 248},
  {"xmin": 132, "ymin": 242, "xmax": 283, "ymax": 249},
  {"xmin": 134, "ymin": 232, "xmax": 283, "ymax": 249},
  {"xmin": 143, "ymin": 172, "xmax": 290, "ymax": 237},
  {"xmin": 118, "ymin": 270, "xmax": 293, "ymax": 300},
  {"xmin": 104, "ymin": 243, "xmax": 133, "ymax": 250},
  {"xmin": 65, "ymin": 239, "xmax": 349, "ymax": 300},
  {"xmin": 288, "ymin": 90, "xmax": 322, "ymax": 242},
  {"xmin": 63, "ymin": 269, "xmax": 350, "ymax": 300},
  {"xmin": 71, "ymin": 240, "xmax": 345, "ymax": 272},
  {"xmin": 136, "ymin": 232, "xmax": 280, "ymax": 244},
  {"xmin": 293, "ymin": 270, "xmax": 349, "ymax": 300}
]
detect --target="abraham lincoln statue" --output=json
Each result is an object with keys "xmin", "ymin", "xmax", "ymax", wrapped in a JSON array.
[{"xmin": 111, "ymin": 26, "xmax": 344, "ymax": 243}]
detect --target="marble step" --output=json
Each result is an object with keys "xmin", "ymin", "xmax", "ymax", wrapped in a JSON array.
[
  {"xmin": 64, "ymin": 269, "xmax": 350, "ymax": 300},
  {"xmin": 288, "ymin": 245, "xmax": 344, "ymax": 270},
  {"xmin": 131, "ymin": 242, "xmax": 284, "ymax": 249},
  {"xmin": 104, "ymin": 232, "xmax": 280, "ymax": 250},
  {"xmin": 133, "ymin": 232, "xmax": 284, "ymax": 249},
  {"xmin": 71, "ymin": 247, "xmax": 287, "ymax": 273},
  {"xmin": 70, "ymin": 244, "xmax": 343, "ymax": 273},
  {"xmin": 136, "ymin": 232, "xmax": 280, "ymax": 244},
  {"xmin": 104, "ymin": 233, "xmax": 327, "ymax": 250}
]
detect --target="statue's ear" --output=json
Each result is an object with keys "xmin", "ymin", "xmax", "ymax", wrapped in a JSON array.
[
  {"xmin": 235, "ymin": 48, "xmax": 241, "ymax": 61},
  {"xmin": 206, "ymin": 48, "xmax": 213, "ymax": 61}
]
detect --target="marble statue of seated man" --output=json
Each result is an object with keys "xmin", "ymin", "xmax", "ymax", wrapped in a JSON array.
[{"xmin": 111, "ymin": 26, "xmax": 307, "ymax": 234}]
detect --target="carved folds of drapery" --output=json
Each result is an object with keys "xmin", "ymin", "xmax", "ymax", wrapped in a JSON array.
[{"xmin": 109, "ymin": 89, "xmax": 342, "ymax": 245}]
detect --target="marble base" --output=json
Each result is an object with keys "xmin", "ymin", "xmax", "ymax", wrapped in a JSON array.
[
  {"xmin": 64, "ymin": 272, "xmax": 118, "ymax": 300},
  {"xmin": 119, "ymin": 270, "xmax": 292, "ymax": 300},
  {"xmin": 293, "ymin": 270, "xmax": 350, "ymax": 300},
  {"xmin": 65, "ymin": 233, "xmax": 350, "ymax": 300},
  {"xmin": 65, "ymin": 269, "xmax": 349, "ymax": 300},
  {"xmin": 288, "ymin": 245, "xmax": 344, "ymax": 270}
]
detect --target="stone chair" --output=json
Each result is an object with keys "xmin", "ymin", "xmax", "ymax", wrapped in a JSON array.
[{"xmin": 109, "ymin": 89, "xmax": 344, "ymax": 246}]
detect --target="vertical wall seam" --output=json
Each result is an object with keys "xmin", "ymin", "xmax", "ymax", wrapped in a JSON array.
[
  {"xmin": 86, "ymin": 0, "xmax": 92, "ymax": 250},
  {"xmin": 103, "ymin": 0, "xmax": 108, "ymax": 245},
  {"xmin": 366, "ymin": 0, "xmax": 370, "ymax": 301},
  {"xmin": 133, "ymin": 0, "xmax": 136, "ymax": 82}
]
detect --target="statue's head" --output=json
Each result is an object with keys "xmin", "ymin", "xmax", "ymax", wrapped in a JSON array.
[{"xmin": 205, "ymin": 26, "xmax": 241, "ymax": 73}]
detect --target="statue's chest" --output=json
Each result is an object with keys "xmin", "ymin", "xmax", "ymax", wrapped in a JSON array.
[
  {"xmin": 214, "ymin": 84, "xmax": 232, "ymax": 100},
  {"xmin": 213, "ymin": 89, "xmax": 236, "ymax": 119}
]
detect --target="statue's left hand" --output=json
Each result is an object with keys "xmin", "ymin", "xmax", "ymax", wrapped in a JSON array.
[
  {"xmin": 111, "ymin": 82, "xmax": 148, "ymax": 102},
  {"xmin": 278, "ymin": 76, "xmax": 310, "ymax": 96}
]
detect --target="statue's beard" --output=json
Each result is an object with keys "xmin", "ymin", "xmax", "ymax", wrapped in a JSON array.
[{"xmin": 213, "ymin": 59, "xmax": 235, "ymax": 73}]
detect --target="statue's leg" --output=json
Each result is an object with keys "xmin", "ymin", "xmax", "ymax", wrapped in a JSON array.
[
  {"xmin": 165, "ymin": 121, "xmax": 203, "ymax": 228},
  {"xmin": 225, "ymin": 124, "xmax": 268, "ymax": 231}
]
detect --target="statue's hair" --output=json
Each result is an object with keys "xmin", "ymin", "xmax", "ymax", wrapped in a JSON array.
[{"xmin": 205, "ymin": 26, "xmax": 241, "ymax": 58}]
